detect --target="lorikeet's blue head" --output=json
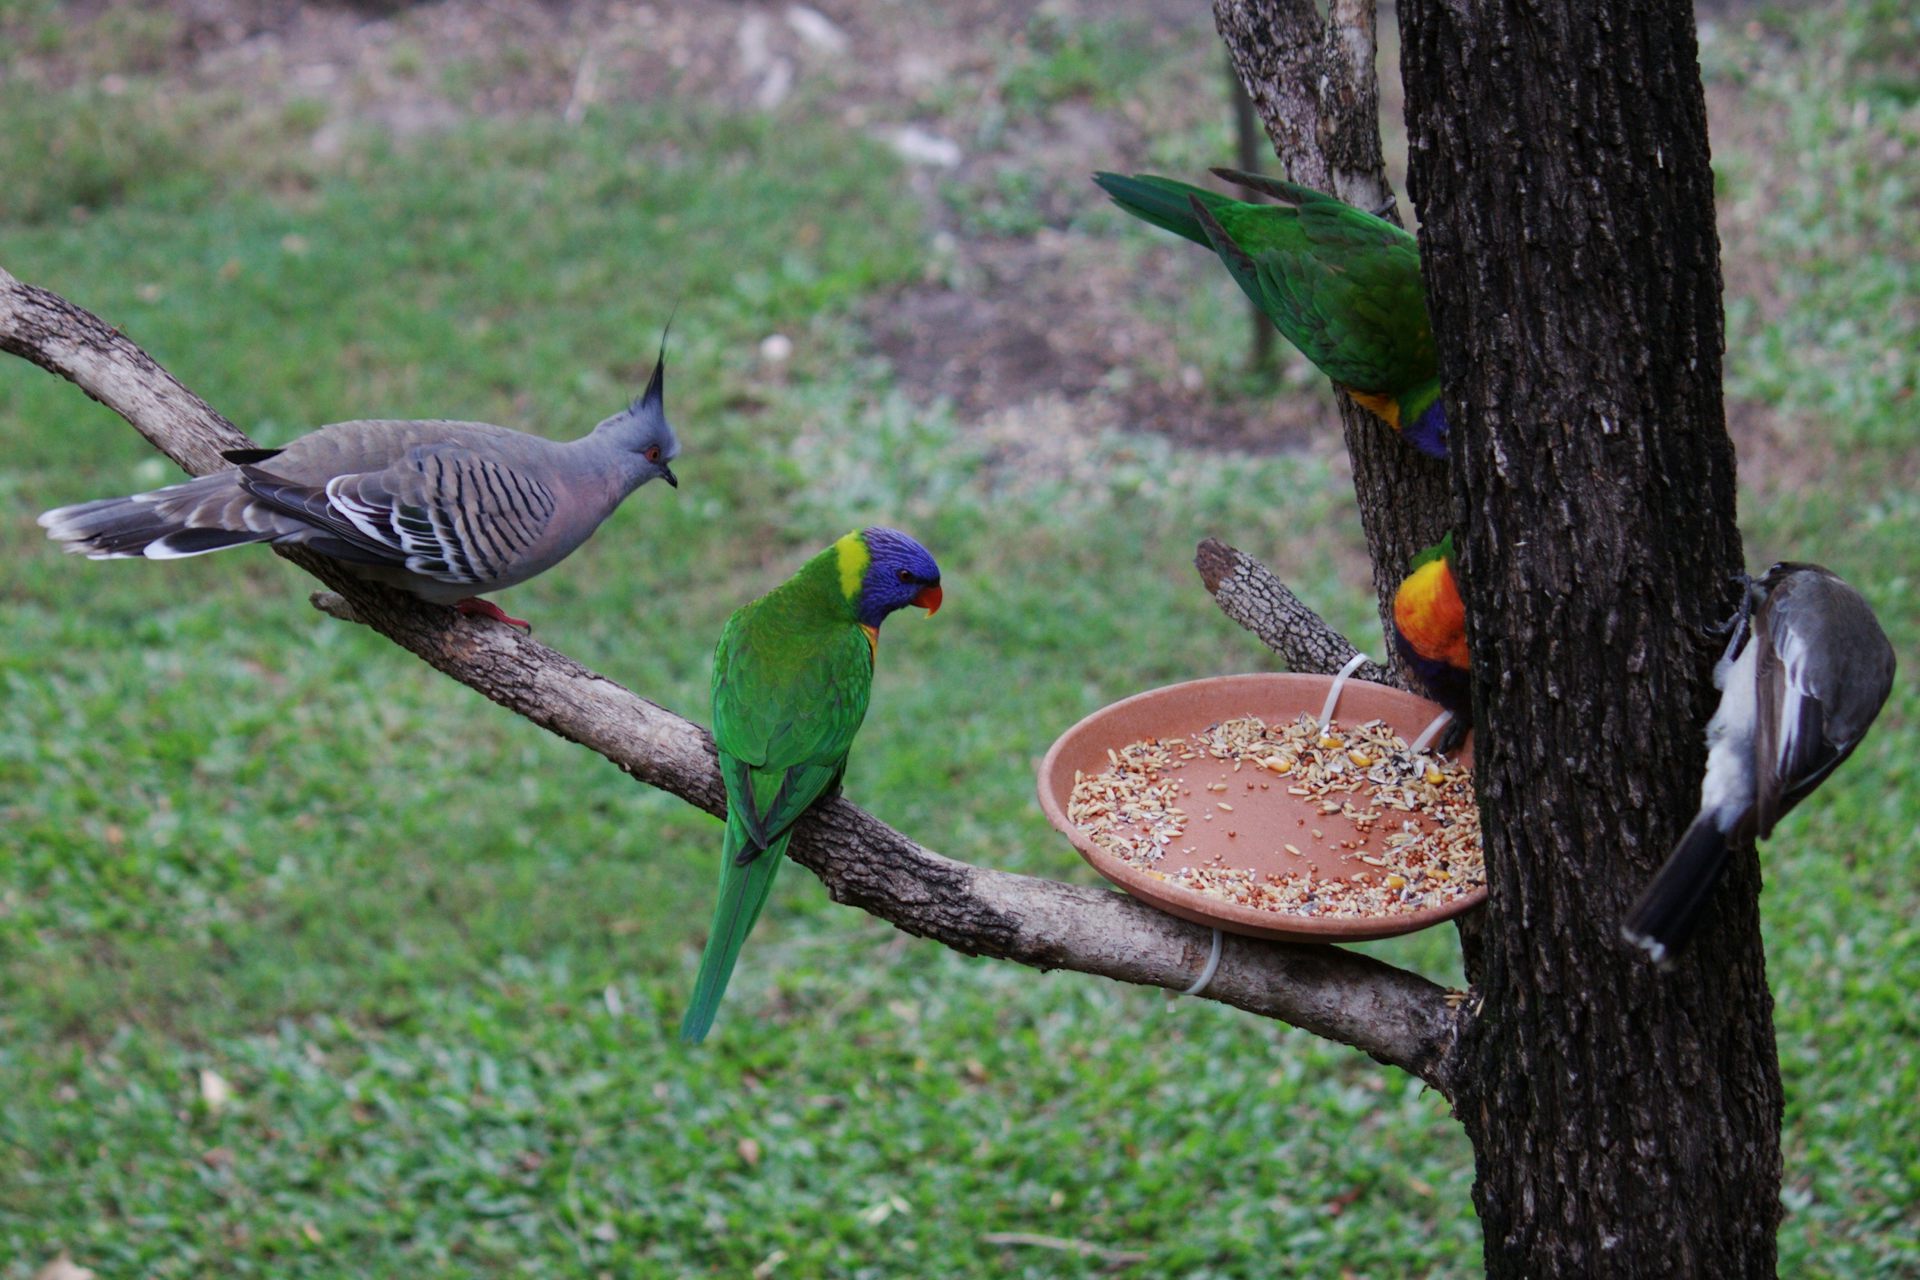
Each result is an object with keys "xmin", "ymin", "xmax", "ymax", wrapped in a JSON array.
[
  {"xmin": 1399, "ymin": 384, "xmax": 1450, "ymax": 461},
  {"xmin": 845, "ymin": 527, "xmax": 942, "ymax": 627}
]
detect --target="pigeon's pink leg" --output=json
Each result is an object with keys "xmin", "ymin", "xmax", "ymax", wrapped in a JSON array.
[{"xmin": 454, "ymin": 598, "xmax": 532, "ymax": 631}]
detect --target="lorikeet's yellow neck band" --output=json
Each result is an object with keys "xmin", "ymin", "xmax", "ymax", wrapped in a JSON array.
[
  {"xmin": 833, "ymin": 530, "xmax": 869, "ymax": 602},
  {"xmin": 1394, "ymin": 558, "xmax": 1469, "ymax": 669}
]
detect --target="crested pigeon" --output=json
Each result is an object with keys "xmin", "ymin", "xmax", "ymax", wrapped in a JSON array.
[{"xmin": 39, "ymin": 350, "xmax": 681, "ymax": 629}]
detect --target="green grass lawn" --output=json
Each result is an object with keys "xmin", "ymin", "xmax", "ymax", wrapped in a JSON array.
[{"xmin": 1, "ymin": 4, "xmax": 1915, "ymax": 1276}]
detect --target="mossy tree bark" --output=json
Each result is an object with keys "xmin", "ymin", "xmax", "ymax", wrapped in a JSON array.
[{"xmin": 1397, "ymin": 0, "xmax": 1778, "ymax": 1275}]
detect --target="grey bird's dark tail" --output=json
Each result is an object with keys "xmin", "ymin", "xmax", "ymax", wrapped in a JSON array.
[
  {"xmin": 38, "ymin": 471, "xmax": 280, "ymax": 561},
  {"xmin": 1620, "ymin": 812, "xmax": 1733, "ymax": 968}
]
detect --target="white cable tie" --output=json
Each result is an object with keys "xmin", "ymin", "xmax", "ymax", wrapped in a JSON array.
[
  {"xmin": 1318, "ymin": 651, "xmax": 1371, "ymax": 729},
  {"xmin": 1180, "ymin": 928, "xmax": 1225, "ymax": 997},
  {"xmin": 1410, "ymin": 709, "xmax": 1455, "ymax": 755}
]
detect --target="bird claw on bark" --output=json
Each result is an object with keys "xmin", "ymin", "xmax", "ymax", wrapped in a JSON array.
[
  {"xmin": 455, "ymin": 598, "xmax": 533, "ymax": 631},
  {"xmin": 1433, "ymin": 715, "xmax": 1470, "ymax": 756}
]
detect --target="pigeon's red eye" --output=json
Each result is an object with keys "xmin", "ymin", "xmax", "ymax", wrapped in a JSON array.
[
  {"xmin": 645, "ymin": 446, "xmax": 661, "ymax": 463},
  {"xmin": 897, "ymin": 568, "xmax": 912, "ymax": 583}
]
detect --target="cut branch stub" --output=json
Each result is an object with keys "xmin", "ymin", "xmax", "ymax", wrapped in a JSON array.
[{"xmin": 1194, "ymin": 537, "xmax": 1398, "ymax": 686}]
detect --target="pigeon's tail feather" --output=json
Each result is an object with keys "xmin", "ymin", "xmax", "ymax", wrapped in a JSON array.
[
  {"xmin": 680, "ymin": 812, "xmax": 789, "ymax": 1045},
  {"xmin": 38, "ymin": 473, "xmax": 294, "ymax": 560},
  {"xmin": 1093, "ymin": 172, "xmax": 1229, "ymax": 248},
  {"xmin": 145, "ymin": 527, "xmax": 272, "ymax": 559},
  {"xmin": 1621, "ymin": 810, "xmax": 1734, "ymax": 968}
]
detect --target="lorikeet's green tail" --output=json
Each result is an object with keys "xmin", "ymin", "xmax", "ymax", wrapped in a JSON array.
[
  {"xmin": 1091, "ymin": 171, "xmax": 1232, "ymax": 249},
  {"xmin": 680, "ymin": 809, "xmax": 790, "ymax": 1044}
]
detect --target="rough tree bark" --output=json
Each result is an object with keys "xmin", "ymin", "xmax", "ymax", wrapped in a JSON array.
[
  {"xmin": 1397, "ymin": 1, "xmax": 1778, "ymax": 1275},
  {"xmin": 1215, "ymin": 0, "xmax": 1779, "ymax": 1275}
]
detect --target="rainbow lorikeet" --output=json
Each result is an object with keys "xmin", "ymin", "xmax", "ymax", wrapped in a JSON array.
[
  {"xmin": 1093, "ymin": 167, "xmax": 1448, "ymax": 459},
  {"xmin": 680, "ymin": 527, "xmax": 944, "ymax": 1044},
  {"xmin": 1392, "ymin": 534, "xmax": 1470, "ymax": 730}
]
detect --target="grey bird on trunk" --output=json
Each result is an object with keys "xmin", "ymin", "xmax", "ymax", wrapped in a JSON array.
[
  {"xmin": 39, "ymin": 348, "xmax": 680, "ymax": 629},
  {"xmin": 1621, "ymin": 561, "xmax": 1896, "ymax": 967}
]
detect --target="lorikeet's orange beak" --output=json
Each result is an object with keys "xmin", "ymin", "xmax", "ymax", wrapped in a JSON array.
[{"xmin": 913, "ymin": 584, "xmax": 943, "ymax": 616}]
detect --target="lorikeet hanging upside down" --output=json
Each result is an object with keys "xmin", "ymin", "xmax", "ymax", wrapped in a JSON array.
[
  {"xmin": 1092, "ymin": 168, "xmax": 1448, "ymax": 460},
  {"xmin": 680, "ymin": 527, "xmax": 943, "ymax": 1044},
  {"xmin": 1392, "ymin": 534, "xmax": 1471, "ymax": 736},
  {"xmin": 1621, "ymin": 563, "xmax": 1894, "ymax": 968}
]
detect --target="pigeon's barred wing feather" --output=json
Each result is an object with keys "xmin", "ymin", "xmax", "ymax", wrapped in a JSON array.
[{"xmin": 239, "ymin": 445, "xmax": 558, "ymax": 587}]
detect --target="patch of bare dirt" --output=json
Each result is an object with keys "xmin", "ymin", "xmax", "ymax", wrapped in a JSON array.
[
  {"xmin": 864, "ymin": 233, "xmax": 1326, "ymax": 453},
  {"xmin": 0, "ymin": 0, "xmax": 1375, "ymax": 458}
]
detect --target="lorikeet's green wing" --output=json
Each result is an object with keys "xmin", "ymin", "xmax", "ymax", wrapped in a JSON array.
[
  {"xmin": 1270, "ymin": 212, "xmax": 1432, "ymax": 389},
  {"xmin": 680, "ymin": 609, "xmax": 874, "ymax": 1044},
  {"xmin": 709, "ymin": 610, "xmax": 874, "ymax": 845},
  {"xmin": 1179, "ymin": 171, "xmax": 1432, "ymax": 395},
  {"xmin": 1242, "ymin": 214, "xmax": 1432, "ymax": 393}
]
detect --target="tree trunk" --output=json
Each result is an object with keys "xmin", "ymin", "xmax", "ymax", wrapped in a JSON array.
[{"xmin": 1399, "ymin": 1, "xmax": 1781, "ymax": 1275}]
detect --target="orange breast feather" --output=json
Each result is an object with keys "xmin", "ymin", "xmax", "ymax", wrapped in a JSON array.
[{"xmin": 1393, "ymin": 559, "xmax": 1469, "ymax": 670}]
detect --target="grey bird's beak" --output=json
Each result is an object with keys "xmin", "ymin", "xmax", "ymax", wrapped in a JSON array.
[{"xmin": 661, "ymin": 463, "xmax": 679, "ymax": 489}]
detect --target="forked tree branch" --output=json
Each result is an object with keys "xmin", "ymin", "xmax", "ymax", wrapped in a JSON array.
[
  {"xmin": 1208, "ymin": 0, "xmax": 1455, "ymax": 682},
  {"xmin": 1, "ymin": 266, "xmax": 1464, "ymax": 1096}
]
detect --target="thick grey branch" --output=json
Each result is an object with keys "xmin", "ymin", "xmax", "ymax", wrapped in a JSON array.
[
  {"xmin": 3, "ymin": 266, "xmax": 1463, "ymax": 1095},
  {"xmin": 1194, "ymin": 538, "xmax": 1398, "ymax": 685},
  {"xmin": 1318, "ymin": 0, "xmax": 1393, "ymax": 212},
  {"xmin": 1213, "ymin": 0, "xmax": 1330, "ymax": 189}
]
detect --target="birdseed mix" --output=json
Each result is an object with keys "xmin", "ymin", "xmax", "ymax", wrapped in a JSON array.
[{"xmin": 1066, "ymin": 714, "xmax": 1483, "ymax": 920}]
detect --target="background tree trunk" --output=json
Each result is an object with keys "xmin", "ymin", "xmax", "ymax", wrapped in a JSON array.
[{"xmin": 1398, "ymin": 0, "xmax": 1781, "ymax": 1275}]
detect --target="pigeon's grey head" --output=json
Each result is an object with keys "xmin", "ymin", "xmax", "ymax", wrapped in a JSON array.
[
  {"xmin": 597, "ymin": 333, "xmax": 681, "ymax": 489},
  {"xmin": 1757, "ymin": 560, "xmax": 1832, "ymax": 591},
  {"xmin": 628, "ymin": 345, "xmax": 680, "ymax": 487}
]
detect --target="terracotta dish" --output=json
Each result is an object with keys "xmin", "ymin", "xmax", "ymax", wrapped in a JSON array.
[{"xmin": 1036, "ymin": 672, "xmax": 1485, "ymax": 943}]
